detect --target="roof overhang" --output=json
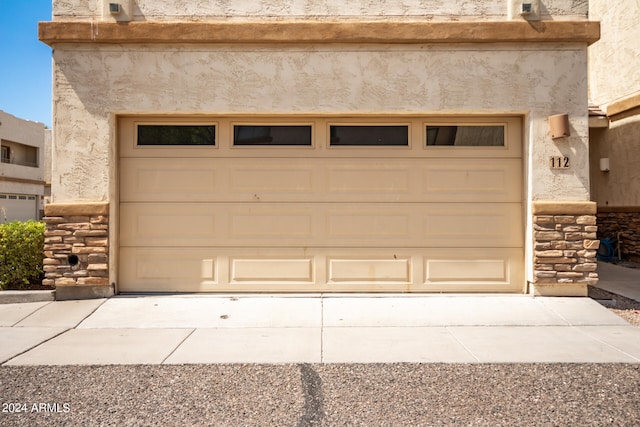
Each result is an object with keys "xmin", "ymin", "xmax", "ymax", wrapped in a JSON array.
[
  {"xmin": 607, "ymin": 93, "xmax": 640, "ymax": 121},
  {"xmin": 39, "ymin": 20, "xmax": 600, "ymax": 45}
]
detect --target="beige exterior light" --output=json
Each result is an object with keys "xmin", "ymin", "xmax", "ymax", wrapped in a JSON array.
[{"xmin": 549, "ymin": 113, "xmax": 571, "ymax": 139}]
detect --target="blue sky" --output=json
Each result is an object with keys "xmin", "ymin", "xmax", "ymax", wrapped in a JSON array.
[{"xmin": 0, "ymin": 0, "xmax": 52, "ymax": 127}]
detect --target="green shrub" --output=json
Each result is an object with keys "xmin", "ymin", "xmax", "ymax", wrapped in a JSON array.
[{"xmin": 0, "ymin": 220, "xmax": 45, "ymax": 290}]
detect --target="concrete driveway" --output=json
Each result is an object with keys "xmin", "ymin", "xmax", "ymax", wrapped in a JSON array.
[{"xmin": 1, "ymin": 294, "xmax": 640, "ymax": 365}]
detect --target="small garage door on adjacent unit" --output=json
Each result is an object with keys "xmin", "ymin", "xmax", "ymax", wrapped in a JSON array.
[
  {"xmin": 118, "ymin": 116, "xmax": 523, "ymax": 293},
  {"xmin": 0, "ymin": 194, "xmax": 37, "ymax": 223}
]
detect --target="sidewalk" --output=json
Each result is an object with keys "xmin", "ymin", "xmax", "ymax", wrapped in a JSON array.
[
  {"xmin": 1, "ymin": 294, "xmax": 640, "ymax": 365},
  {"xmin": 594, "ymin": 260, "xmax": 640, "ymax": 302}
]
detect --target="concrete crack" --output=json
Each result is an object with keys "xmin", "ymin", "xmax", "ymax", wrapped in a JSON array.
[{"xmin": 297, "ymin": 363, "xmax": 325, "ymax": 427}]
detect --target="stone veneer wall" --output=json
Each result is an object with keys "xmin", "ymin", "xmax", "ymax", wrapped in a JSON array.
[
  {"xmin": 42, "ymin": 203, "xmax": 114, "ymax": 300},
  {"xmin": 597, "ymin": 208, "xmax": 640, "ymax": 262},
  {"xmin": 531, "ymin": 202, "xmax": 599, "ymax": 296}
]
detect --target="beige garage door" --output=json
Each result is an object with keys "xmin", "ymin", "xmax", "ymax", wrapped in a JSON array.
[{"xmin": 118, "ymin": 116, "xmax": 523, "ymax": 293}]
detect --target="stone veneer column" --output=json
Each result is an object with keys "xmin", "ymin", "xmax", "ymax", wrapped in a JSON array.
[
  {"xmin": 531, "ymin": 201, "xmax": 599, "ymax": 296},
  {"xmin": 43, "ymin": 202, "xmax": 114, "ymax": 300}
]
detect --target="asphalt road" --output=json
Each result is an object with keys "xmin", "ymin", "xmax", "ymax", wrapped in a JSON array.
[{"xmin": 1, "ymin": 364, "xmax": 639, "ymax": 426}]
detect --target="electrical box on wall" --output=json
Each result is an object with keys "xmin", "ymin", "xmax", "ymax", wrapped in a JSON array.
[
  {"xmin": 102, "ymin": 0, "xmax": 133, "ymax": 22},
  {"xmin": 507, "ymin": 0, "xmax": 540, "ymax": 21}
]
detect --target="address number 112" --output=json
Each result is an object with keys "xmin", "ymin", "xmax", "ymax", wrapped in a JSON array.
[{"xmin": 550, "ymin": 156, "xmax": 570, "ymax": 169}]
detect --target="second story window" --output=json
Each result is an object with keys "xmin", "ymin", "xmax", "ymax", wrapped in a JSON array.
[
  {"xmin": 1, "ymin": 146, "xmax": 9, "ymax": 163},
  {"xmin": 0, "ymin": 141, "xmax": 38, "ymax": 167}
]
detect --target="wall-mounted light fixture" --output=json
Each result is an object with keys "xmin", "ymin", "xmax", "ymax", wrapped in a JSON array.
[
  {"xmin": 109, "ymin": 3, "xmax": 121, "ymax": 14},
  {"xmin": 600, "ymin": 158, "xmax": 610, "ymax": 172},
  {"xmin": 508, "ymin": 0, "xmax": 540, "ymax": 21},
  {"xmin": 549, "ymin": 113, "xmax": 570, "ymax": 139},
  {"xmin": 102, "ymin": 0, "xmax": 132, "ymax": 21}
]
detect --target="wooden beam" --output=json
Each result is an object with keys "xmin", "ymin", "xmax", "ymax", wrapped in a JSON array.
[{"xmin": 39, "ymin": 20, "xmax": 600, "ymax": 45}]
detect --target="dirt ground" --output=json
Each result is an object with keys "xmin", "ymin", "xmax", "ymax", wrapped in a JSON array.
[{"xmin": 588, "ymin": 285, "xmax": 640, "ymax": 327}]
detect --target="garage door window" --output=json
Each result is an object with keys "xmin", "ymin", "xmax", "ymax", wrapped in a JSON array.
[
  {"xmin": 426, "ymin": 125, "xmax": 504, "ymax": 146},
  {"xmin": 330, "ymin": 125, "xmax": 409, "ymax": 146},
  {"xmin": 137, "ymin": 125, "xmax": 216, "ymax": 146},
  {"xmin": 234, "ymin": 125, "xmax": 312, "ymax": 146}
]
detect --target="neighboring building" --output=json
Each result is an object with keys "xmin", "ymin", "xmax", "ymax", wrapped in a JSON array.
[
  {"xmin": 39, "ymin": 1, "xmax": 600, "ymax": 299},
  {"xmin": 0, "ymin": 110, "xmax": 46, "ymax": 223},
  {"xmin": 588, "ymin": 1, "xmax": 640, "ymax": 262},
  {"xmin": 44, "ymin": 128, "xmax": 52, "ymax": 209}
]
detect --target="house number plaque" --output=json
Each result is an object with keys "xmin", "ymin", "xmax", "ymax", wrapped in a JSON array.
[{"xmin": 549, "ymin": 156, "xmax": 570, "ymax": 169}]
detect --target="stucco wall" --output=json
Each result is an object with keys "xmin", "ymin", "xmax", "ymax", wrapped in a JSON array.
[
  {"xmin": 50, "ymin": 43, "xmax": 589, "ymax": 203},
  {"xmin": 588, "ymin": 0, "xmax": 640, "ymax": 107},
  {"xmin": 44, "ymin": 129, "xmax": 52, "ymax": 185},
  {"xmin": 0, "ymin": 110, "xmax": 45, "ymax": 182},
  {"xmin": 588, "ymin": 0, "xmax": 640, "ymax": 209},
  {"xmin": 0, "ymin": 110, "xmax": 45, "ymax": 218},
  {"xmin": 590, "ymin": 115, "xmax": 640, "ymax": 207},
  {"xmin": 53, "ymin": 0, "xmax": 588, "ymax": 21}
]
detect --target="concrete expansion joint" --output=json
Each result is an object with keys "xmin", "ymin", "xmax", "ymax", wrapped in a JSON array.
[
  {"xmin": 445, "ymin": 326, "xmax": 481, "ymax": 362},
  {"xmin": 573, "ymin": 327, "xmax": 640, "ymax": 363},
  {"xmin": 319, "ymin": 295, "xmax": 324, "ymax": 363},
  {"xmin": 74, "ymin": 297, "xmax": 110, "ymax": 328},
  {"xmin": 161, "ymin": 328, "xmax": 197, "ymax": 365},
  {"xmin": 10, "ymin": 301, "xmax": 53, "ymax": 326},
  {"xmin": 1, "ymin": 327, "xmax": 69, "ymax": 366}
]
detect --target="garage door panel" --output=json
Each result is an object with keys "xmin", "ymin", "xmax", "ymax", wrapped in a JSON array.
[
  {"xmin": 230, "ymin": 258, "xmax": 314, "ymax": 283},
  {"xmin": 230, "ymin": 166, "xmax": 314, "ymax": 194},
  {"xmin": 423, "ymin": 248, "xmax": 524, "ymax": 292},
  {"xmin": 422, "ymin": 159, "xmax": 521, "ymax": 202},
  {"xmin": 327, "ymin": 258, "xmax": 411, "ymax": 284},
  {"xmin": 119, "ymin": 247, "xmax": 218, "ymax": 292},
  {"xmin": 229, "ymin": 209, "xmax": 314, "ymax": 240},
  {"xmin": 120, "ymin": 158, "xmax": 219, "ymax": 202},
  {"xmin": 328, "ymin": 211, "xmax": 411, "ymax": 240},
  {"xmin": 122, "ymin": 202, "xmax": 521, "ymax": 248},
  {"xmin": 120, "ymin": 203, "xmax": 220, "ymax": 246},
  {"xmin": 121, "ymin": 157, "xmax": 519, "ymax": 203},
  {"xmin": 422, "ymin": 203, "xmax": 522, "ymax": 247},
  {"xmin": 327, "ymin": 165, "xmax": 414, "ymax": 195},
  {"xmin": 118, "ymin": 247, "xmax": 522, "ymax": 292}
]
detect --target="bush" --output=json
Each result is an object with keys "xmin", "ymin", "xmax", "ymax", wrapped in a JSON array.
[{"xmin": 0, "ymin": 220, "xmax": 45, "ymax": 290}]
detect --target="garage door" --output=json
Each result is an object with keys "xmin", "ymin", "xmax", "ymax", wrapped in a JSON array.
[
  {"xmin": 118, "ymin": 117, "xmax": 523, "ymax": 293},
  {"xmin": 0, "ymin": 194, "xmax": 37, "ymax": 223}
]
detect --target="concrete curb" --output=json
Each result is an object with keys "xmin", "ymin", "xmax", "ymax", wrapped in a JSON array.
[{"xmin": 0, "ymin": 290, "xmax": 55, "ymax": 304}]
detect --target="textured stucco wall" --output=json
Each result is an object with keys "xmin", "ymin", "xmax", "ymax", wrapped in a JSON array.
[
  {"xmin": 44, "ymin": 129, "xmax": 52, "ymax": 186},
  {"xmin": 588, "ymin": 0, "xmax": 640, "ymax": 209},
  {"xmin": 589, "ymin": 0, "xmax": 640, "ymax": 107},
  {"xmin": 590, "ymin": 115, "xmax": 640, "ymax": 207},
  {"xmin": 53, "ymin": 0, "xmax": 588, "ymax": 21},
  {"xmin": 50, "ymin": 43, "xmax": 589, "ymax": 203}
]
